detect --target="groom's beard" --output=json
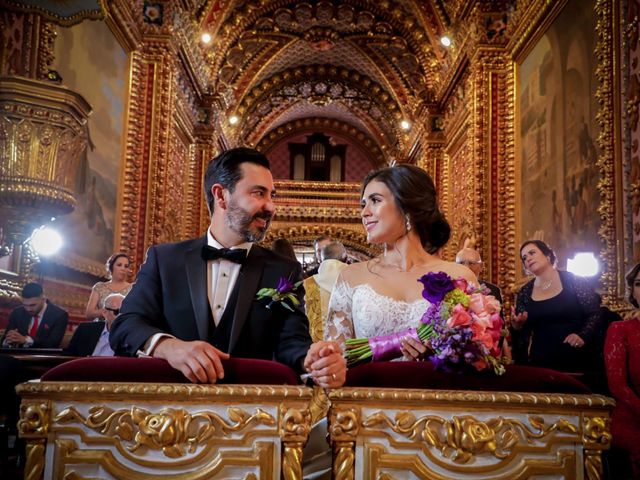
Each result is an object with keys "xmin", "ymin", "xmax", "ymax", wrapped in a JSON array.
[{"xmin": 225, "ymin": 200, "xmax": 273, "ymax": 242}]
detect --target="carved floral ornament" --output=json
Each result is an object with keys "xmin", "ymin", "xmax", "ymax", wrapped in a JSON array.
[
  {"xmin": 54, "ymin": 405, "xmax": 278, "ymax": 459},
  {"xmin": 362, "ymin": 411, "xmax": 580, "ymax": 464}
]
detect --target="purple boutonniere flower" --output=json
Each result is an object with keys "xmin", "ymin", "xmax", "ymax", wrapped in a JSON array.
[
  {"xmin": 256, "ymin": 276, "xmax": 303, "ymax": 312},
  {"xmin": 276, "ymin": 277, "xmax": 296, "ymax": 294},
  {"xmin": 418, "ymin": 271, "xmax": 455, "ymax": 304}
]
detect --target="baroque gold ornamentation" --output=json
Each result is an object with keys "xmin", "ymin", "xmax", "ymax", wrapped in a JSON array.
[
  {"xmin": 0, "ymin": 75, "xmax": 91, "ymax": 253},
  {"xmin": 363, "ymin": 411, "xmax": 578, "ymax": 464},
  {"xmin": 330, "ymin": 407, "xmax": 358, "ymax": 480},
  {"xmin": 54, "ymin": 405, "xmax": 276, "ymax": 458},
  {"xmin": 24, "ymin": 440, "xmax": 46, "ymax": 480},
  {"xmin": 18, "ymin": 400, "xmax": 50, "ymax": 438}
]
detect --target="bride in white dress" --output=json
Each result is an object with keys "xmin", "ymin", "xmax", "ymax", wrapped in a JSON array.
[{"xmin": 325, "ymin": 164, "xmax": 477, "ymax": 365}]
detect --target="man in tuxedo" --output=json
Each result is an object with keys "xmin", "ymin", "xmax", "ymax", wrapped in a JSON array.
[
  {"xmin": 1, "ymin": 282, "xmax": 68, "ymax": 348},
  {"xmin": 455, "ymin": 247, "xmax": 503, "ymax": 305},
  {"xmin": 66, "ymin": 293, "xmax": 124, "ymax": 357},
  {"xmin": 110, "ymin": 148, "xmax": 346, "ymax": 386},
  {"xmin": 305, "ymin": 235, "xmax": 331, "ymax": 276}
]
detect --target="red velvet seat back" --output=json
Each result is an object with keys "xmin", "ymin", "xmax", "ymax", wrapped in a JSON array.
[
  {"xmin": 345, "ymin": 361, "xmax": 591, "ymax": 394},
  {"xmin": 41, "ymin": 357, "xmax": 300, "ymax": 385}
]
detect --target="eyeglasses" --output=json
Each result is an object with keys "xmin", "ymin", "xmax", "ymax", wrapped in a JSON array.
[
  {"xmin": 105, "ymin": 307, "xmax": 120, "ymax": 315},
  {"xmin": 457, "ymin": 260, "xmax": 482, "ymax": 266}
]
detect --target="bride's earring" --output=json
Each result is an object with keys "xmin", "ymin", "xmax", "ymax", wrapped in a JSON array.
[{"xmin": 405, "ymin": 214, "xmax": 411, "ymax": 232}]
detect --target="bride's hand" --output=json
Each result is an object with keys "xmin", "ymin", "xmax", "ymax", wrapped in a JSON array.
[{"xmin": 400, "ymin": 336, "xmax": 426, "ymax": 361}]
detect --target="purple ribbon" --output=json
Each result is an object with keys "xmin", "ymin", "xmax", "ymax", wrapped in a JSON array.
[{"xmin": 369, "ymin": 327, "xmax": 421, "ymax": 362}]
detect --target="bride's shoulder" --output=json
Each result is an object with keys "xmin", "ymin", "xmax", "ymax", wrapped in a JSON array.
[
  {"xmin": 430, "ymin": 259, "xmax": 477, "ymax": 283},
  {"xmin": 336, "ymin": 260, "xmax": 374, "ymax": 284}
]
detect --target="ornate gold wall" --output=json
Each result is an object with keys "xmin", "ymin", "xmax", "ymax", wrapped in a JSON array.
[{"xmin": 0, "ymin": 0, "xmax": 635, "ymax": 316}]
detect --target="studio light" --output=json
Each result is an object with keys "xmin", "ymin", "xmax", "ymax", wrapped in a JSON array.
[
  {"xmin": 566, "ymin": 252, "xmax": 599, "ymax": 277},
  {"xmin": 440, "ymin": 35, "xmax": 452, "ymax": 47},
  {"xmin": 201, "ymin": 32, "xmax": 212, "ymax": 44},
  {"xmin": 229, "ymin": 115, "xmax": 239, "ymax": 125},
  {"xmin": 30, "ymin": 226, "xmax": 63, "ymax": 256},
  {"xmin": 400, "ymin": 120, "xmax": 411, "ymax": 130}
]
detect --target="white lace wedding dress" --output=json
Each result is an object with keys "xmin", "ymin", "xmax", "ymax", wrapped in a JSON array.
[{"xmin": 325, "ymin": 280, "xmax": 431, "ymax": 345}]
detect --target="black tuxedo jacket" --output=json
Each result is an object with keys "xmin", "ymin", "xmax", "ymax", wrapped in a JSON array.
[
  {"xmin": 110, "ymin": 236, "xmax": 312, "ymax": 373},
  {"xmin": 1, "ymin": 300, "xmax": 69, "ymax": 348}
]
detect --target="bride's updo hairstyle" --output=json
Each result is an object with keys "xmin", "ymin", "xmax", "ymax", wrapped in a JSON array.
[{"xmin": 362, "ymin": 164, "xmax": 450, "ymax": 253}]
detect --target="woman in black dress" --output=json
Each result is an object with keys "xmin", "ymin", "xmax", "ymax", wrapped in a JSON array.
[{"xmin": 511, "ymin": 240, "xmax": 603, "ymax": 372}]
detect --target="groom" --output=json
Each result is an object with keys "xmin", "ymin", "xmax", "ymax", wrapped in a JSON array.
[{"xmin": 110, "ymin": 148, "xmax": 345, "ymax": 386}]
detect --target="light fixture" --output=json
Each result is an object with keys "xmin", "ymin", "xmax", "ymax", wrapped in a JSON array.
[
  {"xmin": 400, "ymin": 120, "xmax": 411, "ymax": 131},
  {"xmin": 440, "ymin": 35, "xmax": 452, "ymax": 47},
  {"xmin": 201, "ymin": 32, "xmax": 212, "ymax": 44},
  {"xmin": 566, "ymin": 252, "xmax": 599, "ymax": 277},
  {"xmin": 229, "ymin": 115, "xmax": 239, "ymax": 125},
  {"xmin": 29, "ymin": 226, "xmax": 63, "ymax": 256}
]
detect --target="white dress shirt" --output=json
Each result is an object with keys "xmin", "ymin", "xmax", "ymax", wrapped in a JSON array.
[{"xmin": 206, "ymin": 230, "xmax": 252, "ymax": 325}]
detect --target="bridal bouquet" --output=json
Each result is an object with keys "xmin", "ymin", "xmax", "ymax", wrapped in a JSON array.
[{"xmin": 344, "ymin": 272, "xmax": 508, "ymax": 375}]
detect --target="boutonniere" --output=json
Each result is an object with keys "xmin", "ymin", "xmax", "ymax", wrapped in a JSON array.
[{"xmin": 256, "ymin": 276, "xmax": 303, "ymax": 312}]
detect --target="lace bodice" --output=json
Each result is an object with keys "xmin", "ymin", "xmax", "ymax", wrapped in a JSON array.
[{"xmin": 325, "ymin": 280, "xmax": 430, "ymax": 346}]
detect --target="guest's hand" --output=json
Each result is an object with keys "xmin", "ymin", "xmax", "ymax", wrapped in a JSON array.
[
  {"xmin": 304, "ymin": 340, "xmax": 346, "ymax": 388},
  {"xmin": 510, "ymin": 306, "xmax": 528, "ymax": 330},
  {"xmin": 5, "ymin": 329, "xmax": 27, "ymax": 346},
  {"xmin": 401, "ymin": 336, "xmax": 427, "ymax": 361},
  {"xmin": 563, "ymin": 333, "xmax": 585, "ymax": 348},
  {"xmin": 153, "ymin": 338, "xmax": 230, "ymax": 383}
]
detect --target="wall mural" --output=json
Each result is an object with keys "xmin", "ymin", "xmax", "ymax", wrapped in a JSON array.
[
  {"xmin": 518, "ymin": 0, "xmax": 599, "ymax": 268},
  {"xmin": 52, "ymin": 20, "xmax": 127, "ymax": 270}
]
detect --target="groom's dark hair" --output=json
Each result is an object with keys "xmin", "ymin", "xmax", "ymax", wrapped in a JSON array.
[{"xmin": 204, "ymin": 147, "xmax": 270, "ymax": 214}]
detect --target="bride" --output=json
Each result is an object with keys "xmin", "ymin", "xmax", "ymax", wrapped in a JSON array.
[{"xmin": 325, "ymin": 164, "xmax": 477, "ymax": 365}]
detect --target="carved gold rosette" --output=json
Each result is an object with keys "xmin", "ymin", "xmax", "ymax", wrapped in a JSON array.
[
  {"xmin": 328, "ymin": 387, "xmax": 614, "ymax": 480},
  {"xmin": 0, "ymin": 75, "xmax": 91, "ymax": 251},
  {"xmin": 17, "ymin": 382, "xmax": 312, "ymax": 479}
]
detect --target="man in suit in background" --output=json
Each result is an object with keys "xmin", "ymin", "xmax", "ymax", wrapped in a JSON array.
[
  {"xmin": 455, "ymin": 247, "xmax": 503, "ymax": 305},
  {"xmin": 110, "ymin": 148, "xmax": 346, "ymax": 387},
  {"xmin": 1, "ymin": 282, "xmax": 68, "ymax": 348}
]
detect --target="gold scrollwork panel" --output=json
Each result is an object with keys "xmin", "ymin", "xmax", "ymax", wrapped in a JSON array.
[{"xmin": 53, "ymin": 438, "xmax": 275, "ymax": 480}]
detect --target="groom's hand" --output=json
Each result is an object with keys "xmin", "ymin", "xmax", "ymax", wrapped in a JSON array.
[
  {"xmin": 304, "ymin": 340, "xmax": 346, "ymax": 388},
  {"xmin": 154, "ymin": 338, "xmax": 230, "ymax": 383}
]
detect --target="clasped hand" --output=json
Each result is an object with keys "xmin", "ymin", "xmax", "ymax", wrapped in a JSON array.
[
  {"xmin": 303, "ymin": 340, "xmax": 347, "ymax": 388},
  {"xmin": 4, "ymin": 329, "xmax": 27, "ymax": 346}
]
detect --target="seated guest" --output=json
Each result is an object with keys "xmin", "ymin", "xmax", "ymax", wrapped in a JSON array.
[
  {"xmin": 110, "ymin": 147, "xmax": 345, "ymax": 387},
  {"xmin": 511, "ymin": 240, "xmax": 603, "ymax": 373},
  {"xmin": 91, "ymin": 293, "xmax": 125, "ymax": 356},
  {"xmin": 306, "ymin": 235, "xmax": 331, "ymax": 276},
  {"xmin": 455, "ymin": 246, "xmax": 503, "ymax": 304},
  {"xmin": 304, "ymin": 241, "xmax": 348, "ymax": 341},
  {"xmin": 85, "ymin": 252, "xmax": 132, "ymax": 320},
  {"xmin": 604, "ymin": 263, "xmax": 640, "ymax": 478},
  {"xmin": 1, "ymin": 282, "xmax": 68, "ymax": 348},
  {"xmin": 271, "ymin": 237, "xmax": 298, "ymax": 262}
]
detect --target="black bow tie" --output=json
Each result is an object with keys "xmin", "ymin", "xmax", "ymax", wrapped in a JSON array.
[{"xmin": 201, "ymin": 245, "xmax": 247, "ymax": 264}]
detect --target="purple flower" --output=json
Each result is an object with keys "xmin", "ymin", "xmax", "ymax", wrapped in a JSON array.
[
  {"xmin": 421, "ymin": 304, "xmax": 442, "ymax": 326},
  {"xmin": 276, "ymin": 277, "xmax": 295, "ymax": 293},
  {"xmin": 418, "ymin": 272, "xmax": 454, "ymax": 304}
]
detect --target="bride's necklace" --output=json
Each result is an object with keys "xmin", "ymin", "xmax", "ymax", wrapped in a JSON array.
[{"xmin": 534, "ymin": 278, "xmax": 553, "ymax": 291}]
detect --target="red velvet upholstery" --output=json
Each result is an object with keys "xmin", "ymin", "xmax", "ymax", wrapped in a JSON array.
[
  {"xmin": 41, "ymin": 357, "xmax": 300, "ymax": 385},
  {"xmin": 345, "ymin": 361, "xmax": 591, "ymax": 394}
]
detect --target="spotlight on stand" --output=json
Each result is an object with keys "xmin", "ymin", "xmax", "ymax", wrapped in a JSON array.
[
  {"xmin": 566, "ymin": 252, "xmax": 599, "ymax": 277},
  {"xmin": 29, "ymin": 226, "xmax": 63, "ymax": 257}
]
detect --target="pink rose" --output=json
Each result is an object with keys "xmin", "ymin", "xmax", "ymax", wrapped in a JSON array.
[
  {"xmin": 453, "ymin": 278, "xmax": 469, "ymax": 293},
  {"xmin": 447, "ymin": 304, "xmax": 473, "ymax": 328},
  {"xmin": 484, "ymin": 295, "xmax": 501, "ymax": 315},
  {"xmin": 468, "ymin": 293, "xmax": 486, "ymax": 315}
]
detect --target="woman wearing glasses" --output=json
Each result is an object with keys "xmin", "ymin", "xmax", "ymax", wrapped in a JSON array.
[{"xmin": 85, "ymin": 252, "xmax": 132, "ymax": 320}]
